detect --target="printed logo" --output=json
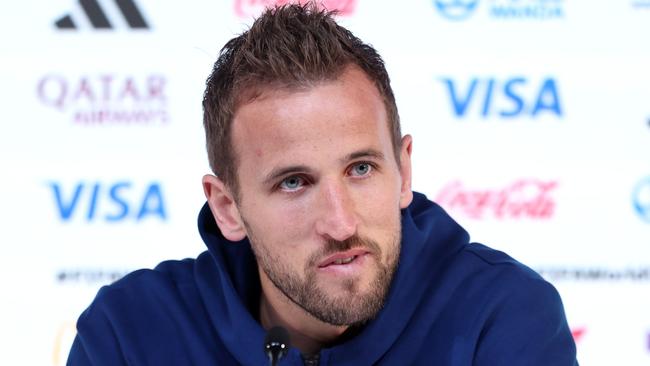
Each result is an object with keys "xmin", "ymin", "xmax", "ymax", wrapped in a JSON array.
[
  {"xmin": 53, "ymin": 321, "xmax": 76, "ymax": 366},
  {"xmin": 439, "ymin": 77, "xmax": 563, "ymax": 119},
  {"xmin": 56, "ymin": 268, "xmax": 129, "ymax": 284},
  {"xmin": 434, "ymin": 0, "xmax": 565, "ymax": 21},
  {"xmin": 37, "ymin": 74, "xmax": 169, "ymax": 125},
  {"xmin": 48, "ymin": 181, "xmax": 167, "ymax": 222},
  {"xmin": 433, "ymin": 0, "xmax": 479, "ymax": 20},
  {"xmin": 55, "ymin": 0, "xmax": 150, "ymax": 30},
  {"xmin": 435, "ymin": 179, "xmax": 557, "ymax": 219},
  {"xmin": 571, "ymin": 326, "xmax": 586, "ymax": 343},
  {"xmin": 631, "ymin": 0, "xmax": 650, "ymax": 9},
  {"xmin": 234, "ymin": 0, "xmax": 357, "ymax": 18},
  {"xmin": 632, "ymin": 177, "xmax": 650, "ymax": 222},
  {"xmin": 537, "ymin": 267, "xmax": 650, "ymax": 282}
]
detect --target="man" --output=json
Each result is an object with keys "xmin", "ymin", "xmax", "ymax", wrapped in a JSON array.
[{"xmin": 68, "ymin": 4, "xmax": 578, "ymax": 365}]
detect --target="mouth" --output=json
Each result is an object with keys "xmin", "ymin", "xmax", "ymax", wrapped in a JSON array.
[{"xmin": 317, "ymin": 248, "xmax": 370, "ymax": 268}]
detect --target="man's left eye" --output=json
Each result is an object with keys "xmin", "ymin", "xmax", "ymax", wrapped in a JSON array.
[{"xmin": 350, "ymin": 162, "xmax": 372, "ymax": 177}]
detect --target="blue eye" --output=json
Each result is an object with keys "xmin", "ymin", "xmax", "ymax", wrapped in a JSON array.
[
  {"xmin": 279, "ymin": 176, "xmax": 304, "ymax": 191},
  {"xmin": 350, "ymin": 163, "xmax": 372, "ymax": 177}
]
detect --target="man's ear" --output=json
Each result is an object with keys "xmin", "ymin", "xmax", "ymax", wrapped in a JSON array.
[
  {"xmin": 398, "ymin": 134, "xmax": 413, "ymax": 209},
  {"xmin": 202, "ymin": 174, "xmax": 247, "ymax": 241}
]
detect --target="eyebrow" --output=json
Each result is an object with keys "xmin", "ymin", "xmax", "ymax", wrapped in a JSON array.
[
  {"xmin": 341, "ymin": 148, "xmax": 385, "ymax": 164},
  {"xmin": 263, "ymin": 165, "xmax": 313, "ymax": 185},
  {"xmin": 262, "ymin": 148, "xmax": 386, "ymax": 185}
]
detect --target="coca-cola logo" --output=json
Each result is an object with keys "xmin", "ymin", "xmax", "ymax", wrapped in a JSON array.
[
  {"xmin": 37, "ymin": 74, "xmax": 169, "ymax": 125},
  {"xmin": 234, "ymin": 0, "xmax": 357, "ymax": 18},
  {"xmin": 435, "ymin": 179, "xmax": 557, "ymax": 220},
  {"xmin": 571, "ymin": 326, "xmax": 586, "ymax": 343}
]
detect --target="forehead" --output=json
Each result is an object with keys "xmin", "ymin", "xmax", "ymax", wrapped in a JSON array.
[{"xmin": 231, "ymin": 67, "xmax": 392, "ymax": 170}]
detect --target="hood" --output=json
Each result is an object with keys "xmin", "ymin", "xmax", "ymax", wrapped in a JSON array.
[{"xmin": 195, "ymin": 191, "xmax": 470, "ymax": 365}]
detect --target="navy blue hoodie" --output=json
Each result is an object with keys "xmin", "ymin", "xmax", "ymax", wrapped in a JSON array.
[{"xmin": 68, "ymin": 192, "xmax": 578, "ymax": 365}]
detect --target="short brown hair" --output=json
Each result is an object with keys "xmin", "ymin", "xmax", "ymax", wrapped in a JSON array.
[{"xmin": 202, "ymin": 3, "xmax": 400, "ymax": 198}]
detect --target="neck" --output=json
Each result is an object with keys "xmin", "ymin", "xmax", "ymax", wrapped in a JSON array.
[{"xmin": 258, "ymin": 269, "xmax": 348, "ymax": 355}]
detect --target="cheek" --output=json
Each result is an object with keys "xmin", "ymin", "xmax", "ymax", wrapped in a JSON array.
[
  {"xmin": 243, "ymin": 199, "xmax": 314, "ymax": 260},
  {"xmin": 353, "ymin": 181, "xmax": 402, "ymax": 257},
  {"xmin": 356, "ymin": 177, "xmax": 402, "ymax": 220}
]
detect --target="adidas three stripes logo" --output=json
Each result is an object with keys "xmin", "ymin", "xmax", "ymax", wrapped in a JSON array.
[{"xmin": 55, "ymin": 0, "xmax": 149, "ymax": 30}]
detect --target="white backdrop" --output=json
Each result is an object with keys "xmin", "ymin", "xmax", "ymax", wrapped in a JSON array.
[{"xmin": 1, "ymin": 1, "xmax": 649, "ymax": 365}]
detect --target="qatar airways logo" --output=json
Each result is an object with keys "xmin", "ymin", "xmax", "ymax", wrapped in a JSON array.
[
  {"xmin": 37, "ymin": 74, "xmax": 168, "ymax": 125},
  {"xmin": 234, "ymin": 0, "xmax": 357, "ymax": 18},
  {"xmin": 435, "ymin": 179, "xmax": 557, "ymax": 220}
]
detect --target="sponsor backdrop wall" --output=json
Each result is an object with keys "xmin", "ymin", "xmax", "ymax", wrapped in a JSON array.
[{"xmin": 1, "ymin": 0, "xmax": 649, "ymax": 364}]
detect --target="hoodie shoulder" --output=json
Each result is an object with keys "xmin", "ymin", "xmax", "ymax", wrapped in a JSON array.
[
  {"xmin": 463, "ymin": 242, "xmax": 543, "ymax": 281},
  {"xmin": 451, "ymin": 243, "xmax": 577, "ymax": 365},
  {"xmin": 68, "ymin": 258, "xmax": 220, "ymax": 365}
]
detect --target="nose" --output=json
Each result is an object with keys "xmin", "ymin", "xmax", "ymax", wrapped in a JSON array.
[{"xmin": 314, "ymin": 179, "xmax": 359, "ymax": 242}]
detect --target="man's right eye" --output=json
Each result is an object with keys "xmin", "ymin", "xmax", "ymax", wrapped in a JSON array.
[{"xmin": 279, "ymin": 176, "xmax": 305, "ymax": 191}]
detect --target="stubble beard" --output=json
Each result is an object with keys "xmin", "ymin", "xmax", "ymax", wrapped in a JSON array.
[{"xmin": 245, "ymin": 221, "xmax": 401, "ymax": 327}]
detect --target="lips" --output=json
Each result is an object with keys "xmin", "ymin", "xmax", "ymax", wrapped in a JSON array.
[{"xmin": 317, "ymin": 248, "xmax": 370, "ymax": 268}]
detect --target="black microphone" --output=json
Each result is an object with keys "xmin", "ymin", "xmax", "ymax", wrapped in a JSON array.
[{"xmin": 264, "ymin": 326, "xmax": 291, "ymax": 366}]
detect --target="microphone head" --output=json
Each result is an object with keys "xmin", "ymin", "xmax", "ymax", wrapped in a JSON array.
[{"xmin": 264, "ymin": 326, "xmax": 291, "ymax": 362}]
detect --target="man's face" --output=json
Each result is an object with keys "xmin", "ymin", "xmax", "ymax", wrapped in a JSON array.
[{"xmin": 230, "ymin": 66, "xmax": 412, "ymax": 326}]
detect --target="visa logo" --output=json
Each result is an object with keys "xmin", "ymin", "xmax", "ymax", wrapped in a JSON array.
[
  {"xmin": 49, "ymin": 181, "xmax": 167, "ymax": 222},
  {"xmin": 440, "ymin": 77, "xmax": 562, "ymax": 118},
  {"xmin": 632, "ymin": 177, "xmax": 650, "ymax": 223}
]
